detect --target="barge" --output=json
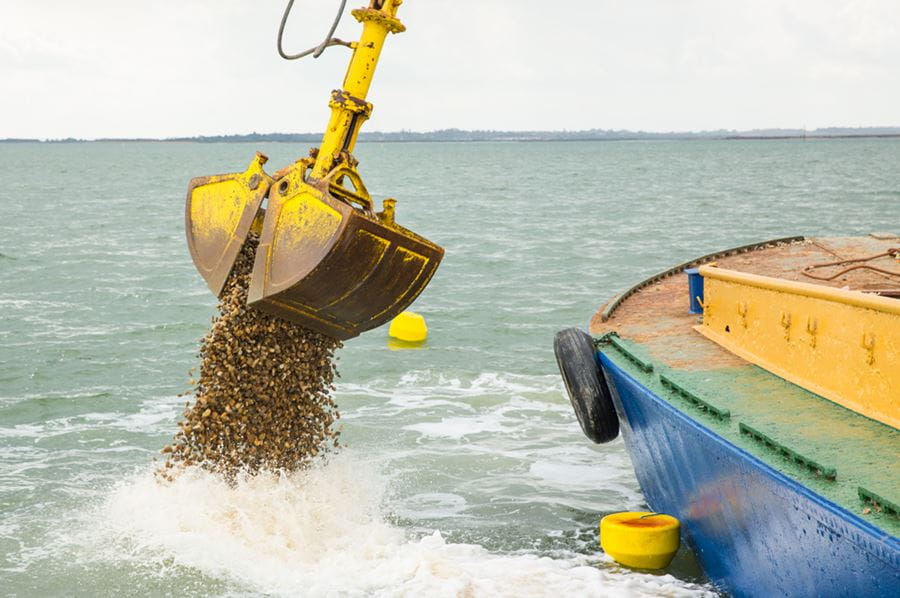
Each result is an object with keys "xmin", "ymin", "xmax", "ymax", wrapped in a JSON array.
[{"xmin": 555, "ymin": 235, "xmax": 899, "ymax": 597}]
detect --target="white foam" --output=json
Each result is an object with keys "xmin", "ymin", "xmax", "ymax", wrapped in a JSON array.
[
  {"xmin": 404, "ymin": 413, "xmax": 512, "ymax": 439},
  {"xmin": 337, "ymin": 371, "xmax": 568, "ymax": 425},
  {"xmin": 529, "ymin": 458, "xmax": 636, "ymax": 492},
  {"xmin": 402, "ymin": 394, "xmax": 571, "ymax": 440},
  {"xmin": 91, "ymin": 454, "xmax": 713, "ymax": 597},
  {"xmin": 342, "ymin": 371, "xmax": 563, "ymax": 402}
]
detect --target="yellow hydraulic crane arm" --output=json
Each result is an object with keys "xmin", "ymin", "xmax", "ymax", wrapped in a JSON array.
[
  {"xmin": 185, "ymin": 0, "xmax": 444, "ymax": 341},
  {"xmin": 312, "ymin": 0, "xmax": 406, "ymax": 179}
]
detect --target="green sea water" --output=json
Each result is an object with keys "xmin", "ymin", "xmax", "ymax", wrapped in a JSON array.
[{"xmin": 1, "ymin": 139, "xmax": 897, "ymax": 597}]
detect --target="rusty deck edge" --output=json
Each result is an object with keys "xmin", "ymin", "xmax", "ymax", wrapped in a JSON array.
[{"xmin": 599, "ymin": 235, "xmax": 806, "ymax": 322}]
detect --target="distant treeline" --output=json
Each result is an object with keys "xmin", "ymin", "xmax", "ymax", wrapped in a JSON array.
[{"xmin": 4, "ymin": 126, "xmax": 900, "ymax": 143}]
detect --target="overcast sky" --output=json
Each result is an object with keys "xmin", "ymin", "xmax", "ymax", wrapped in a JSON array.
[{"xmin": 2, "ymin": 0, "xmax": 898, "ymax": 139}]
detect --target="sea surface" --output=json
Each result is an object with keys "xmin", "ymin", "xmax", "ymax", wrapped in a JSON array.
[{"xmin": 1, "ymin": 139, "xmax": 897, "ymax": 597}]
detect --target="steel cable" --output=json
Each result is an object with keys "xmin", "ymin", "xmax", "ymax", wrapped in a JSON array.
[
  {"xmin": 802, "ymin": 248, "xmax": 900, "ymax": 281},
  {"xmin": 277, "ymin": 0, "xmax": 351, "ymax": 60}
]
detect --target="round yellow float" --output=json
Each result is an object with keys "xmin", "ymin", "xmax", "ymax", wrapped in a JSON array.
[
  {"xmin": 600, "ymin": 511, "xmax": 680, "ymax": 569},
  {"xmin": 388, "ymin": 311, "xmax": 428, "ymax": 343}
]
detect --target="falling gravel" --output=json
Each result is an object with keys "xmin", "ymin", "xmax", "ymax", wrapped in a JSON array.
[{"xmin": 161, "ymin": 234, "xmax": 342, "ymax": 479}]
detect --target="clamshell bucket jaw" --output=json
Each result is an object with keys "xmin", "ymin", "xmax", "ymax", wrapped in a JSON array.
[
  {"xmin": 185, "ymin": 153, "xmax": 273, "ymax": 296},
  {"xmin": 247, "ymin": 161, "xmax": 444, "ymax": 340},
  {"xmin": 184, "ymin": 1, "xmax": 444, "ymax": 340}
]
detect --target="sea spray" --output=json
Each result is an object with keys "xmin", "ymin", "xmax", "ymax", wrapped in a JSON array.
[
  {"xmin": 161, "ymin": 234, "xmax": 342, "ymax": 478},
  {"xmin": 100, "ymin": 456, "xmax": 715, "ymax": 597}
]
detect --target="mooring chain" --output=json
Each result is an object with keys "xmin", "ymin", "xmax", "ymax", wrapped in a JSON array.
[{"xmin": 277, "ymin": 0, "xmax": 352, "ymax": 60}]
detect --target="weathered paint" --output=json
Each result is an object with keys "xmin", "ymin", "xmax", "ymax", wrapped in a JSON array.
[
  {"xmin": 600, "ymin": 350, "xmax": 900, "ymax": 598},
  {"xmin": 697, "ymin": 265, "xmax": 899, "ymax": 429},
  {"xmin": 185, "ymin": 153, "xmax": 272, "ymax": 296},
  {"xmin": 597, "ymin": 334, "xmax": 900, "ymax": 538},
  {"xmin": 185, "ymin": 0, "xmax": 445, "ymax": 338},
  {"xmin": 599, "ymin": 236, "xmax": 805, "ymax": 322},
  {"xmin": 578, "ymin": 237, "xmax": 899, "ymax": 594},
  {"xmin": 269, "ymin": 189, "xmax": 343, "ymax": 283},
  {"xmin": 312, "ymin": 0, "xmax": 406, "ymax": 179},
  {"xmin": 246, "ymin": 160, "xmax": 443, "ymax": 340}
]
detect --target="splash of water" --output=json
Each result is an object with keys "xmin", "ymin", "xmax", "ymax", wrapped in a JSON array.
[{"xmin": 94, "ymin": 453, "xmax": 714, "ymax": 597}]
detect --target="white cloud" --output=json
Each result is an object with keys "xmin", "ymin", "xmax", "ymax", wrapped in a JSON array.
[{"xmin": 0, "ymin": 0, "xmax": 897, "ymax": 138}]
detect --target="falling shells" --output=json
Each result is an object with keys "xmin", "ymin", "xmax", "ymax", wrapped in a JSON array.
[{"xmin": 160, "ymin": 234, "xmax": 342, "ymax": 480}]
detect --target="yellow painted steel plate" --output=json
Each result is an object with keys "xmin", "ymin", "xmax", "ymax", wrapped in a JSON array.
[{"xmin": 696, "ymin": 265, "xmax": 899, "ymax": 429}]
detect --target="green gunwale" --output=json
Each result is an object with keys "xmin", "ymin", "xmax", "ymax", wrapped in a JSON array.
[{"xmin": 598, "ymin": 334, "xmax": 900, "ymax": 537}]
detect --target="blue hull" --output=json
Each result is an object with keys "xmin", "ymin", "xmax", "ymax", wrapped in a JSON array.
[{"xmin": 599, "ymin": 354, "xmax": 900, "ymax": 598}]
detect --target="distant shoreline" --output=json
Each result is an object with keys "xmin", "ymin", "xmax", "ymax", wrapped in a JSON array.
[
  {"xmin": 724, "ymin": 134, "xmax": 900, "ymax": 140},
  {"xmin": 3, "ymin": 127, "xmax": 899, "ymax": 144}
]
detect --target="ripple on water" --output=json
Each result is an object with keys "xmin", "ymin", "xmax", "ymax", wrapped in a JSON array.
[{"xmin": 5, "ymin": 139, "xmax": 892, "ymax": 595}]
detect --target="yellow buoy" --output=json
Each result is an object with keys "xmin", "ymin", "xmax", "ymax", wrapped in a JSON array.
[
  {"xmin": 388, "ymin": 311, "xmax": 428, "ymax": 343},
  {"xmin": 600, "ymin": 511, "xmax": 680, "ymax": 569}
]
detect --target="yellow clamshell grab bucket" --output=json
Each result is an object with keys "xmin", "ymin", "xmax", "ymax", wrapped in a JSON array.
[{"xmin": 185, "ymin": 0, "xmax": 444, "ymax": 340}]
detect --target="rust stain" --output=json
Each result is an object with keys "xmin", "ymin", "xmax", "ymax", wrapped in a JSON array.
[{"xmin": 591, "ymin": 237, "xmax": 900, "ymax": 372}]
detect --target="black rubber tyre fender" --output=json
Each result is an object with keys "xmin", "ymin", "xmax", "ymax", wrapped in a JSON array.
[{"xmin": 553, "ymin": 327, "xmax": 619, "ymax": 444}]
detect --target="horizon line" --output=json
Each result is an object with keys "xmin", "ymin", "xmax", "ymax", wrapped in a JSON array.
[{"xmin": 3, "ymin": 125, "xmax": 900, "ymax": 143}]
